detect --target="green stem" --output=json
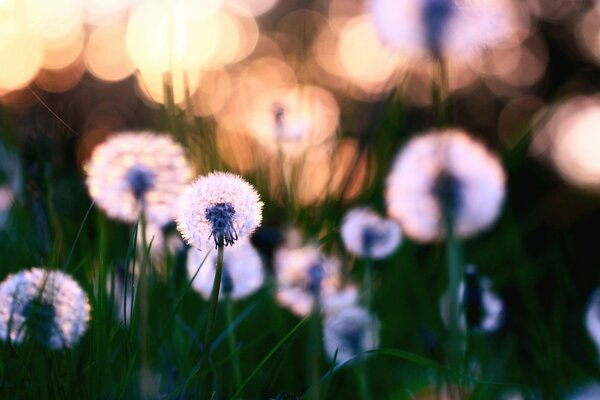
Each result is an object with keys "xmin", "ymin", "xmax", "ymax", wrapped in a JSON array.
[
  {"xmin": 224, "ymin": 294, "xmax": 243, "ymax": 395},
  {"xmin": 362, "ymin": 258, "xmax": 374, "ymax": 311},
  {"xmin": 308, "ymin": 303, "xmax": 321, "ymax": 400},
  {"xmin": 139, "ymin": 211, "xmax": 156, "ymax": 398},
  {"xmin": 355, "ymin": 362, "xmax": 370, "ymax": 400},
  {"xmin": 432, "ymin": 57, "xmax": 449, "ymax": 128},
  {"xmin": 201, "ymin": 242, "xmax": 224, "ymax": 399},
  {"xmin": 444, "ymin": 213, "xmax": 464, "ymax": 396}
]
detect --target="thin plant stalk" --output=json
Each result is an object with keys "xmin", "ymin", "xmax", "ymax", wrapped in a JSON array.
[
  {"xmin": 138, "ymin": 210, "xmax": 157, "ymax": 398},
  {"xmin": 444, "ymin": 213, "xmax": 464, "ymax": 397},
  {"xmin": 224, "ymin": 294, "xmax": 243, "ymax": 395},
  {"xmin": 362, "ymin": 258, "xmax": 374, "ymax": 311},
  {"xmin": 201, "ymin": 241, "xmax": 225, "ymax": 399},
  {"xmin": 355, "ymin": 361, "xmax": 370, "ymax": 400},
  {"xmin": 308, "ymin": 301, "xmax": 321, "ymax": 400},
  {"xmin": 432, "ymin": 57, "xmax": 449, "ymax": 128}
]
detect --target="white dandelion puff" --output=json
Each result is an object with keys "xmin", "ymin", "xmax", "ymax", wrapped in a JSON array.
[
  {"xmin": 341, "ymin": 207, "xmax": 402, "ymax": 259},
  {"xmin": 440, "ymin": 265, "xmax": 504, "ymax": 334},
  {"xmin": 386, "ymin": 129, "xmax": 506, "ymax": 243},
  {"xmin": 368, "ymin": 0, "xmax": 519, "ymax": 61},
  {"xmin": 85, "ymin": 131, "xmax": 193, "ymax": 226},
  {"xmin": 176, "ymin": 172, "xmax": 263, "ymax": 251},
  {"xmin": 323, "ymin": 306, "xmax": 380, "ymax": 365},
  {"xmin": 0, "ymin": 268, "xmax": 91, "ymax": 349},
  {"xmin": 187, "ymin": 241, "xmax": 266, "ymax": 301},
  {"xmin": 321, "ymin": 285, "xmax": 360, "ymax": 316},
  {"xmin": 274, "ymin": 242, "xmax": 342, "ymax": 317}
]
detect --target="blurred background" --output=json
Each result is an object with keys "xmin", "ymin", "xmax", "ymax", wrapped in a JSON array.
[{"xmin": 2, "ymin": 0, "xmax": 600, "ymax": 398}]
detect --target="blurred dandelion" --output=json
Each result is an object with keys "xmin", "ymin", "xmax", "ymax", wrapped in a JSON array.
[
  {"xmin": 368, "ymin": 0, "xmax": 520, "ymax": 62},
  {"xmin": 341, "ymin": 207, "xmax": 402, "ymax": 259},
  {"xmin": 0, "ymin": 268, "xmax": 91, "ymax": 349},
  {"xmin": 323, "ymin": 306, "xmax": 380, "ymax": 365},
  {"xmin": 176, "ymin": 171, "xmax": 263, "ymax": 251},
  {"xmin": 386, "ymin": 129, "xmax": 506, "ymax": 243},
  {"xmin": 585, "ymin": 289, "xmax": 600, "ymax": 361},
  {"xmin": 274, "ymin": 241, "xmax": 342, "ymax": 317},
  {"xmin": 0, "ymin": 140, "xmax": 22, "ymax": 229},
  {"xmin": 321, "ymin": 285, "xmax": 360, "ymax": 316},
  {"xmin": 85, "ymin": 132, "xmax": 192, "ymax": 226},
  {"xmin": 187, "ymin": 240, "xmax": 265, "ymax": 300},
  {"xmin": 440, "ymin": 265, "xmax": 504, "ymax": 334},
  {"xmin": 566, "ymin": 382, "xmax": 600, "ymax": 400}
]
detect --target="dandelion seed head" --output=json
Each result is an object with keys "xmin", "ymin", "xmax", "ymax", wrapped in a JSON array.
[
  {"xmin": 585, "ymin": 289, "xmax": 600, "ymax": 359},
  {"xmin": 187, "ymin": 240, "xmax": 265, "ymax": 301},
  {"xmin": 369, "ymin": 0, "xmax": 519, "ymax": 61},
  {"xmin": 176, "ymin": 172, "xmax": 263, "ymax": 251},
  {"xmin": 0, "ymin": 268, "xmax": 91, "ymax": 349},
  {"xmin": 341, "ymin": 207, "xmax": 402, "ymax": 259},
  {"xmin": 386, "ymin": 129, "xmax": 505, "ymax": 242},
  {"xmin": 85, "ymin": 132, "xmax": 192, "ymax": 226},
  {"xmin": 274, "ymin": 242, "xmax": 341, "ymax": 317},
  {"xmin": 440, "ymin": 265, "xmax": 504, "ymax": 334},
  {"xmin": 323, "ymin": 306, "xmax": 380, "ymax": 364}
]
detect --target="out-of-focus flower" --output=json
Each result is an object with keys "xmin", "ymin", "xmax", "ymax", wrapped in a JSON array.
[
  {"xmin": 274, "ymin": 241, "xmax": 342, "ymax": 317},
  {"xmin": 0, "ymin": 140, "xmax": 22, "ymax": 229},
  {"xmin": 106, "ymin": 262, "xmax": 135, "ymax": 326},
  {"xmin": 85, "ymin": 132, "xmax": 192, "ymax": 226},
  {"xmin": 531, "ymin": 96, "xmax": 600, "ymax": 190},
  {"xmin": 176, "ymin": 171, "xmax": 263, "ymax": 251},
  {"xmin": 187, "ymin": 240, "xmax": 265, "ymax": 300},
  {"xmin": 341, "ymin": 207, "xmax": 402, "ymax": 259},
  {"xmin": 440, "ymin": 265, "xmax": 504, "ymax": 334},
  {"xmin": 0, "ymin": 268, "xmax": 91, "ymax": 349},
  {"xmin": 566, "ymin": 382, "xmax": 600, "ymax": 400},
  {"xmin": 323, "ymin": 306, "xmax": 380, "ymax": 364},
  {"xmin": 368, "ymin": 0, "xmax": 520, "ymax": 61},
  {"xmin": 386, "ymin": 129, "xmax": 505, "ymax": 242},
  {"xmin": 321, "ymin": 285, "xmax": 360, "ymax": 316}
]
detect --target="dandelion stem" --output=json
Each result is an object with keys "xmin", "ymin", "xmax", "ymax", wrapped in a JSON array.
[
  {"xmin": 362, "ymin": 258, "xmax": 374, "ymax": 311},
  {"xmin": 201, "ymin": 241, "xmax": 224, "ymax": 399},
  {"xmin": 355, "ymin": 361, "xmax": 370, "ymax": 400},
  {"xmin": 307, "ymin": 302, "xmax": 321, "ymax": 400},
  {"xmin": 432, "ymin": 57, "xmax": 449, "ymax": 128},
  {"xmin": 138, "ymin": 211, "xmax": 157, "ymax": 398},
  {"xmin": 444, "ymin": 213, "xmax": 464, "ymax": 397},
  {"xmin": 224, "ymin": 294, "xmax": 243, "ymax": 396}
]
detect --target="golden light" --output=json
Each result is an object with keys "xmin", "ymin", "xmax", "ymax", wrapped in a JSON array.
[
  {"xmin": 0, "ymin": 23, "xmax": 44, "ymax": 91},
  {"xmin": 35, "ymin": 60, "xmax": 86, "ymax": 93},
  {"xmin": 83, "ymin": 0, "xmax": 133, "ymax": 25},
  {"xmin": 532, "ymin": 96, "xmax": 600, "ymax": 189},
  {"xmin": 42, "ymin": 27, "xmax": 84, "ymax": 71},
  {"xmin": 192, "ymin": 69, "xmax": 232, "ymax": 117},
  {"xmin": 85, "ymin": 22, "xmax": 135, "ymax": 82},
  {"xmin": 224, "ymin": 0, "xmax": 278, "ymax": 17},
  {"xmin": 135, "ymin": 67, "xmax": 201, "ymax": 105},
  {"xmin": 25, "ymin": 0, "xmax": 83, "ymax": 42},
  {"xmin": 337, "ymin": 15, "xmax": 403, "ymax": 92},
  {"xmin": 126, "ymin": 0, "xmax": 221, "ymax": 74}
]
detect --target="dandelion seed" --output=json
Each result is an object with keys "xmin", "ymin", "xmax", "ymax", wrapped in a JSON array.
[
  {"xmin": 85, "ymin": 131, "xmax": 192, "ymax": 226},
  {"xmin": 0, "ymin": 268, "xmax": 91, "ymax": 349},
  {"xmin": 323, "ymin": 306, "xmax": 380, "ymax": 364},
  {"xmin": 440, "ymin": 265, "xmax": 504, "ymax": 334},
  {"xmin": 187, "ymin": 241, "xmax": 265, "ymax": 301},
  {"xmin": 341, "ymin": 207, "xmax": 402, "ymax": 259},
  {"xmin": 369, "ymin": 0, "xmax": 519, "ymax": 61},
  {"xmin": 274, "ymin": 241, "xmax": 341, "ymax": 317},
  {"xmin": 176, "ymin": 172, "xmax": 263, "ymax": 251},
  {"xmin": 385, "ymin": 129, "xmax": 505, "ymax": 242}
]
